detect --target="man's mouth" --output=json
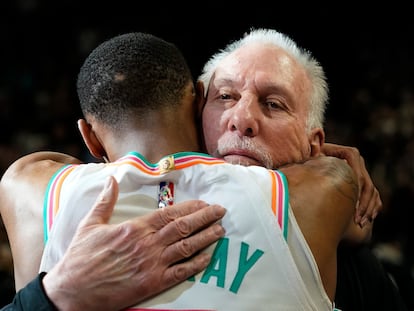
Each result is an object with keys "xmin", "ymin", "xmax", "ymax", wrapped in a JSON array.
[{"xmin": 222, "ymin": 152, "xmax": 262, "ymax": 166}]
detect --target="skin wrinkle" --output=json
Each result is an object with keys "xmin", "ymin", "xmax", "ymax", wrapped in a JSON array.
[
  {"xmin": 202, "ymin": 44, "xmax": 314, "ymax": 169},
  {"xmin": 315, "ymin": 158, "xmax": 359, "ymax": 207}
]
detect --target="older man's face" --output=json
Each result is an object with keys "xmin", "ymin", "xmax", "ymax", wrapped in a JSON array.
[{"xmin": 202, "ymin": 43, "xmax": 318, "ymax": 168}]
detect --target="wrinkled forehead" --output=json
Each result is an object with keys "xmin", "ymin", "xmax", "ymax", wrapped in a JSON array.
[
  {"xmin": 216, "ymin": 43, "xmax": 309, "ymax": 83},
  {"xmin": 212, "ymin": 43, "xmax": 312, "ymax": 100}
]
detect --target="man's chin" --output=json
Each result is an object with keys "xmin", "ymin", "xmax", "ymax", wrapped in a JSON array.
[{"xmin": 223, "ymin": 155, "xmax": 262, "ymax": 167}]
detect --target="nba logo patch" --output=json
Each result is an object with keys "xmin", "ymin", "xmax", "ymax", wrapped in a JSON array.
[{"xmin": 158, "ymin": 181, "xmax": 174, "ymax": 208}]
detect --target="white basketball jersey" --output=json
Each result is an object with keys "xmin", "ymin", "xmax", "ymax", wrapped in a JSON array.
[{"xmin": 40, "ymin": 151, "xmax": 335, "ymax": 310}]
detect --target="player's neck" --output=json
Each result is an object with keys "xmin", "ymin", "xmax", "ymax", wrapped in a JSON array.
[{"xmin": 106, "ymin": 126, "xmax": 200, "ymax": 164}]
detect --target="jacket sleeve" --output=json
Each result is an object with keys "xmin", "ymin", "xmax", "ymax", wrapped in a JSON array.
[{"xmin": 1, "ymin": 273, "xmax": 57, "ymax": 311}]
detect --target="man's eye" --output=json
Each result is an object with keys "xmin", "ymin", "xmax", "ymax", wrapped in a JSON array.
[
  {"xmin": 266, "ymin": 101, "xmax": 282, "ymax": 110},
  {"xmin": 220, "ymin": 94, "xmax": 231, "ymax": 100}
]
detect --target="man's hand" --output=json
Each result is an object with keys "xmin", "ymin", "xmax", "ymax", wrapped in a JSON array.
[
  {"xmin": 43, "ymin": 176, "xmax": 226, "ymax": 311},
  {"xmin": 322, "ymin": 143, "xmax": 382, "ymax": 226}
]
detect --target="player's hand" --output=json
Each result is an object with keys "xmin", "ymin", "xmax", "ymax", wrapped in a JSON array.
[{"xmin": 322, "ymin": 143, "xmax": 382, "ymax": 226}]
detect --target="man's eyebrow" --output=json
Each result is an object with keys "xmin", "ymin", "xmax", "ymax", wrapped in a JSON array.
[{"xmin": 212, "ymin": 77, "xmax": 235, "ymax": 87}]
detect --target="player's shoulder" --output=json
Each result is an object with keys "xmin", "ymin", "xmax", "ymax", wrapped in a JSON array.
[
  {"xmin": 3, "ymin": 151, "xmax": 81, "ymax": 180},
  {"xmin": 279, "ymin": 156, "xmax": 358, "ymax": 216},
  {"xmin": 282, "ymin": 156, "xmax": 356, "ymax": 185}
]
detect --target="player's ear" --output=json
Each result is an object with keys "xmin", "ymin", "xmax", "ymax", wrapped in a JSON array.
[
  {"xmin": 309, "ymin": 127, "xmax": 325, "ymax": 156},
  {"xmin": 77, "ymin": 118, "xmax": 106, "ymax": 160}
]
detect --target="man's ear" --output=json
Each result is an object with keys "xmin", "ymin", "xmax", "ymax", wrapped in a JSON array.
[
  {"xmin": 195, "ymin": 81, "xmax": 207, "ymax": 152},
  {"xmin": 195, "ymin": 81, "xmax": 206, "ymax": 118},
  {"xmin": 309, "ymin": 128, "xmax": 325, "ymax": 157},
  {"xmin": 77, "ymin": 119, "xmax": 106, "ymax": 160}
]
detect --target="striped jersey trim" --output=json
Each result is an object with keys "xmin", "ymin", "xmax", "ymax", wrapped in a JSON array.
[
  {"xmin": 43, "ymin": 164, "xmax": 76, "ymax": 242},
  {"xmin": 112, "ymin": 152, "xmax": 226, "ymax": 175},
  {"xmin": 126, "ymin": 309, "xmax": 215, "ymax": 311},
  {"xmin": 42, "ymin": 152, "xmax": 288, "ymax": 243},
  {"xmin": 269, "ymin": 170, "xmax": 289, "ymax": 240}
]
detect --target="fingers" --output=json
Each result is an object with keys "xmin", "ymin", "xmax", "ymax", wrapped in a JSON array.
[
  {"xmin": 162, "ymin": 221, "xmax": 225, "ymax": 263},
  {"xmin": 162, "ymin": 252, "xmax": 212, "ymax": 287},
  {"xmin": 355, "ymin": 183, "xmax": 373, "ymax": 225},
  {"xmin": 152, "ymin": 203, "xmax": 226, "ymax": 265},
  {"xmin": 79, "ymin": 176, "xmax": 119, "ymax": 227},
  {"xmin": 354, "ymin": 154, "xmax": 383, "ymax": 226},
  {"xmin": 149, "ymin": 200, "xmax": 215, "ymax": 230},
  {"xmin": 157, "ymin": 203, "xmax": 226, "ymax": 245},
  {"xmin": 356, "ymin": 184, "xmax": 382, "ymax": 226},
  {"xmin": 324, "ymin": 143, "xmax": 382, "ymax": 227},
  {"xmin": 354, "ymin": 154, "xmax": 369, "ymax": 223}
]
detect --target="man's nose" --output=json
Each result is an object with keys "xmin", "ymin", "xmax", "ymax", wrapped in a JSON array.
[{"xmin": 227, "ymin": 99, "xmax": 260, "ymax": 137}]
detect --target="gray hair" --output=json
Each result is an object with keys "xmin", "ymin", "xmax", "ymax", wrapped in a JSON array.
[{"xmin": 198, "ymin": 28, "xmax": 329, "ymax": 131}]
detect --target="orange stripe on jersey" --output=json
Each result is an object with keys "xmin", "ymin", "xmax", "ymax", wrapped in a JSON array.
[
  {"xmin": 268, "ymin": 170, "xmax": 289, "ymax": 240},
  {"xmin": 43, "ymin": 164, "xmax": 77, "ymax": 242}
]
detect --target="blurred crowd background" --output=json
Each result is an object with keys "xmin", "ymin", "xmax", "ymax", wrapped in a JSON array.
[{"xmin": 1, "ymin": 1, "xmax": 414, "ymax": 308}]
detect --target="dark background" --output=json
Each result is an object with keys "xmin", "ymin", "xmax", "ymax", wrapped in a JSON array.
[{"xmin": 1, "ymin": 1, "xmax": 414, "ymax": 308}]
